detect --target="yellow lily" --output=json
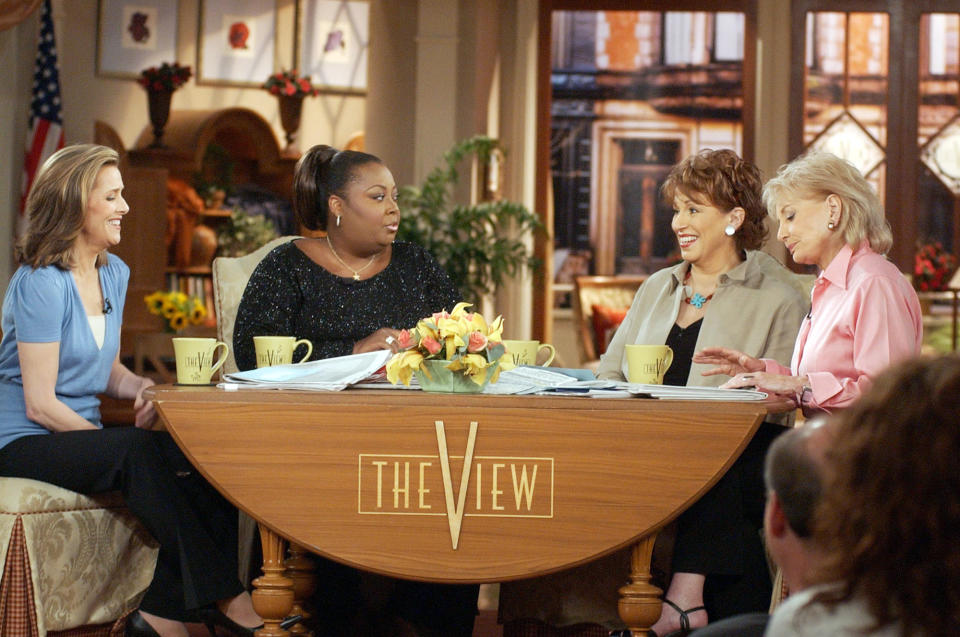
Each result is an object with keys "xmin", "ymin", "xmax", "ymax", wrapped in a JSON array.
[{"xmin": 386, "ymin": 350, "xmax": 425, "ymax": 386}]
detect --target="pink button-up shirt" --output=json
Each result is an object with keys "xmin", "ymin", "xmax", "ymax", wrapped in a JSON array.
[{"xmin": 763, "ymin": 243, "xmax": 922, "ymax": 416}]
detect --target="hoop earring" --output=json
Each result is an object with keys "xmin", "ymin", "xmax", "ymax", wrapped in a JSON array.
[
  {"xmin": 724, "ymin": 224, "xmax": 736, "ymax": 236},
  {"xmin": 336, "ymin": 215, "xmax": 341, "ymax": 227}
]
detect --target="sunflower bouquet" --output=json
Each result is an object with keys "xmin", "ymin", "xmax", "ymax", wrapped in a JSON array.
[
  {"xmin": 386, "ymin": 302, "xmax": 513, "ymax": 389},
  {"xmin": 144, "ymin": 290, "xmax": 207, "ymax": 332}
]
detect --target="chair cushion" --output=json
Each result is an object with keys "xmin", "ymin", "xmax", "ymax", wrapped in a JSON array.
[
  {"xmin": 590, "ymin": 304, "xmax": 629, "ymax": 357},
  {"xmin": 0, "ymin": 478, "xmax": 158, "ymax": 634},
  {"xmin": 212, "ymin": 236, "xmax": 300, "ymax": 374}
]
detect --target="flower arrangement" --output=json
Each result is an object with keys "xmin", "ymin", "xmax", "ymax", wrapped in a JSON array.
[
  {"xmin": 144, "ymin": 290, "xmax": 207, "ymax": 332},
  {"xmin": 386, "ymin": 302, "xmax": 513, "ymax": 388},
  {"xmin": 138, "ymin": 62, "xmax": 192, "ymax": 92},
  {"xmin": 262, "ymin": 69, "xmax": 319, "ymax": 98},
  {"xmin": 913, "ymin": 241, "xmax": 958, "ymax": 291},
  {"xmin": 216, "ymin": 209, "xmax": 279, "ymax": 258}
]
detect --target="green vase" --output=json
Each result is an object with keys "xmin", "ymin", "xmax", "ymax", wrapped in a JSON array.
[{"xmin": 415, "ymin": 359, "xmax": 496, "ymax": 393}]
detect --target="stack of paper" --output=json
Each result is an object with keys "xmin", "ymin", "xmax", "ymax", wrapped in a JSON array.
[
  {"xmin": 220, "ymin": 350, "xmax": 392, "ymax": 391},
  {"xmin": 623, "ymin": 383, "xmax": 768, "ymax": 401}
]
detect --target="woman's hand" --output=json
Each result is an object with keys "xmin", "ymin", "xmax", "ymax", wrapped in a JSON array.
[
  {"xmin": 352, "ymin": 328, "xmax": 403, "ymax": 355},
  {"xmin": 693, "ymin": 347, "xmax": 765, "ymax": 378},
  {"xmin": 720, "ymin": 371, "xmax": 804, "ymax": 397},
  {"xmin": 133, "ymin": 377, "xmax": 157, "ymax": 429}
]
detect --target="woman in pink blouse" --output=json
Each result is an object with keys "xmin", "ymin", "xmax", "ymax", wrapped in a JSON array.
[{"xmin": 694, "ymin": 151, "xmax": 922, "ymax": 416}]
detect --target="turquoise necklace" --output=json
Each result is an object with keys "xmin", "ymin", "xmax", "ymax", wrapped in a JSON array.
[{"xmin": 683, "ymin": 269, "xmax": 714, "ymax": 309}]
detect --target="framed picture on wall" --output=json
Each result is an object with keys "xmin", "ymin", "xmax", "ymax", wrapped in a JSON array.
[
  {"xmin": 97, "ymin": 0, "xmax": 179, "ymax": 79},
  {"xmin": 296, "ymin": 0, "xmax": 369, "ymax": 94},
  {"xmin": 197, "ymin": 0, "xmax": 276, "ymax": 86}
]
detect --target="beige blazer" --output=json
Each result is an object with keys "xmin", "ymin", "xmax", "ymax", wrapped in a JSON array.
[{"xmin": 597, "ymin": 250, "xmax": 810, "ymax": 387}]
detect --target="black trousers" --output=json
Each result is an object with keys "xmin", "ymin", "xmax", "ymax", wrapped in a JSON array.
[
  {"xmin": 0, "ymin": 428, "xmax": 244, "ymax": 621},
  {"xmin": 670, "ymin": 421, "xmax": 786, "ymax": 620}
]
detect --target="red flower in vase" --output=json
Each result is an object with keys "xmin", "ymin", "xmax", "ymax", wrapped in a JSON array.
[
  {"xmin": 262, "ymin": 70, "xmax": 319, "ymax": 98},
  {"xmin": 913, "ymin": 241, "xmax": 958, "ymax": 292}
]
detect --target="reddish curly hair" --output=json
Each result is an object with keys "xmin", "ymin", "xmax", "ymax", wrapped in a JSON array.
[
  {"xmin": 811, "ymin": 355, "xmax": 960, "ymax": 637},
  {"xmin": 660, "ymin": 148, "xmax": 768, "ymax": 252}
]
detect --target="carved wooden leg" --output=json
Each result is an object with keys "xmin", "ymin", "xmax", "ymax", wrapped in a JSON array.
[
  {"xmin": 618, "ymin": 533, "xmax": 662, "ymax": 635},
  {"xmin": 283, "ymin": 543, "xmax": 317, "ymax": 636},
  {"xmin": 252, "ymin": 525, "xmax": 295, "ymax": 637}
]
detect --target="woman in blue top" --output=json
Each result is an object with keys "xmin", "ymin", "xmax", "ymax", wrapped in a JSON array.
[{"xmin": 0, "ymin": 145, "xmax": 272, "ymax": 637}]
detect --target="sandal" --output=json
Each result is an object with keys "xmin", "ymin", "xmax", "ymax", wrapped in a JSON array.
[
  {"xmin": 660, "ymin": 599, "xmax": 707, "ymax": 636},
  {"xmin": 608, "ymin": 600, "xmax": 706, "ymax": 637}
]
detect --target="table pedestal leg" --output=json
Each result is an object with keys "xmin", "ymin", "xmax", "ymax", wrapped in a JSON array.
[
  {"xmin": 618, "ymin": 533, "xmax": 662, "ymax": 635},
  {"xmin": 284, "ymin": 543, "xmax": 317, "ymax": 636},
  {"xmin": 252, "ymin": 526, "xmax": 295, "ymax": 637}
]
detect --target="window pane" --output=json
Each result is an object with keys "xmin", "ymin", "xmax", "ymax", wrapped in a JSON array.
[
  {"xmin": 918, "ymin": 13, "xmax": 960, "ymax": 252},
  {"xmin": 803, "ymin": 11, "xmax": 888, "ymax": 202},
  {"xmin": 551, "ymin": 10, "xmax": 745, "ymax": 278}
]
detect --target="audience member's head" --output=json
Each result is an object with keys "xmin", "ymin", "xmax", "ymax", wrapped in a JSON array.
[
  {"xmin": 763, "ymin": 418, "xmax": 832, "ymax": 591},
  {"xmin": 811, "ymin": 354, "xmax": 960, "ymax": 637}
]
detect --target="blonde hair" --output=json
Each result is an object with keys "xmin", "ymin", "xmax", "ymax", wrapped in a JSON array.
[
  {"xmin": 16, "ymin": 144, "xmax": 120, "ymax": 269},
  {"xmin": 763, "ymin": 152, "xmax": 892, "ymax": 255}
]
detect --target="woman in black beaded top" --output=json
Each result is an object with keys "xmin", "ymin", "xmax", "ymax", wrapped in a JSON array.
[
  {"xmin": 233, "ymin": 144, "xmax": 461, "ymax": 372},
  {"xmin": 232, "ymin": 145, "xmax": 477, "ymax": 636}
]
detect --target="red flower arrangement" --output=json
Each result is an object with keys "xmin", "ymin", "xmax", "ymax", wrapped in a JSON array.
[
  {"xmin": 913, "ymin": 241, "xmax": 958, "ymax": 291},
  {"xmin": 262, "ymin": 69, "xmax": 319, "ymax": 98},
  {"xmin": 138, "ymin": 62, "xmax": 192, "ymax": 92}
]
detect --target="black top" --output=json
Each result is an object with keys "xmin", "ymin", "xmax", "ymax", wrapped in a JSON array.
[
  {"xmin": 662, "ymin": 319, "xmax": 703, "ymax": 387},
  {"xmin": 233, "ymin": 240, "xmax": 461, "ymax": 371}
]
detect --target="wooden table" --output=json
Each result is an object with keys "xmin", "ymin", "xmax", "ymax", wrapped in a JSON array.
[{"xmin": 148, "ymin": 386, "xmax": 782, "ymax": 636}]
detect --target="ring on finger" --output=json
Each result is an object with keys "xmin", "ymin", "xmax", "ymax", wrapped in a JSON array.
[{"xmin": 385, "ymin": 335, "xmax": 396, "ymax": 345}]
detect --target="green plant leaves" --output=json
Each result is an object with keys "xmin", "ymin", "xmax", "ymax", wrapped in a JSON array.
[{"xmin": 397, "ymin": 135, "xmax": 543, "ymax": 303}]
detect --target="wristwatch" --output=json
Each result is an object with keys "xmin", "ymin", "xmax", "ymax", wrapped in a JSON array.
[{"xmin": 798, "ymin": 384, "xmax": 813, "ymax": 405}]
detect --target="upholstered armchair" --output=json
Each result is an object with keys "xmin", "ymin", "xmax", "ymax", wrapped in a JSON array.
[
  {"xmin": 210, "ymin": 235, "xmax": 300, "ymax": 586},
  {"xmin": 0, "ymin": 477, "xmax": 157, "ymax": 636},
  {"xmin": 572, "ymin": 275, "xmax": 648, "ymax": 367},
  {"xmin": 211, "ymin": 235, "xmax": 300, "ymax": 376}
]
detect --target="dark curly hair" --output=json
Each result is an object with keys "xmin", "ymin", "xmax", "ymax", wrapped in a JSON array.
[
  {"xmin": 660, "ymin": 148, "xmax": 768, "ymax": 252},
  {"xmin": 810, "ymin": 355, "xmax": 960, "ymax": 637},
  {"xmin": 293, "ymin": 144, "xmax": 383, "ymax": 231}
]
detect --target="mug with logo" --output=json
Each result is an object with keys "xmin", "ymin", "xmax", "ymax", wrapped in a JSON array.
[
  {"xmin": 625, "ymin": 344, "xmax": 674, "ymax": 384},
  {"xmin": 172, "ymin": 337, "xmax": 229, "ymax": 385},
  {"xmin": 502, "ymin": 339, "xmax": 556, "ymax": 367},
  {"xmin": 254, "ymin": 336, "xmax": 314, "ymax": 368}
]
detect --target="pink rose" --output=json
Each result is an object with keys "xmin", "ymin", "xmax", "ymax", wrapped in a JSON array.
[
  {"xmin": 422, "ymin": 336, "xmax": 442, "ymax": 355},
  {"xmin": 467, "ymin": 331, "xmax": 488, "ymax": 353},
  {"xmin": 432, "ymin": 311, "xmax": 450, "ymax": 322},
  {"xmin": 396, "ymin": 329, "xmax": 414, "ymax": 350}
]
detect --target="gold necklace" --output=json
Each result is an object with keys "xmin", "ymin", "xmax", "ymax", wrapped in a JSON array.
[{"xmin": 326, "ymin": 234, "xmax": 377, "ymax": 281}]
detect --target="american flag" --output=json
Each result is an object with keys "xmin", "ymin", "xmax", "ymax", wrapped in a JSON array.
[{"xmin": 19, "ymin": 0, "xmax": 64, "ymax": 235}]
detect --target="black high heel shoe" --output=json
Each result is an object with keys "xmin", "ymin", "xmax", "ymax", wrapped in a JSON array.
[
  {"xmin": 125, "ymin": 611, "xmax": 161, "ymax": 637},
  {"xmin": 190, "ymin": 606, "xmax": 302, "ymax": 637}
]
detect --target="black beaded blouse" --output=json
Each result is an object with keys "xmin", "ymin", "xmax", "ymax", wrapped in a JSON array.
[{"xmin": 233, "ymin": 240, "xmax": 461, "ymax": 371}]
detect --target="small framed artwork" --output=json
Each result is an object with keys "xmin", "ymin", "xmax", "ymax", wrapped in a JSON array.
[
  {"xmin": 97, "ymin": 0, "xmax": 179, "ymax": 79},
  {"xmin": 197, "ymin": 0, "xmax": 276, "ymax": 86},
  {"xmin": 296, "ymin": 0, "xmax": 370, "ymax": 94}
]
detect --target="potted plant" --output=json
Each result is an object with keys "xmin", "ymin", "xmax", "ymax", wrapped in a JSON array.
[
  {"xmin": 216, "ymin": 209, "xmax": 279, "ymax": 258},
  {"xmin": 397, "ymin": 135, "xmax": 543, "ymax": 304}
]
